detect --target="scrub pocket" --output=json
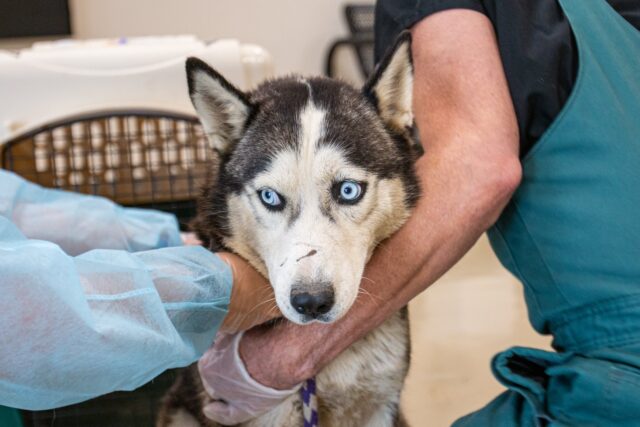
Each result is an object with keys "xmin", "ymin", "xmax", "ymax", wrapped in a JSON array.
[{"xmin": 455, "ymin": 346, "xmax": 640, "ymax": 427}]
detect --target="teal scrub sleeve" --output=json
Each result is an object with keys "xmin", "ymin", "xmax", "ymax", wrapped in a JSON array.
[{"xmin": 0, "ymin": 169, "xmax": 182, "ymax": 255}]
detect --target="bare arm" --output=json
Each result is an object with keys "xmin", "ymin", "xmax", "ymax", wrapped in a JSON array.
[{"xmin": 240, "ymin": 9, "xmax": 521, "ymax": 389}]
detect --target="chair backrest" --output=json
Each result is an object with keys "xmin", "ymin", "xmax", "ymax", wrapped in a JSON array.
[
  {"xmin": 1, "ymin": 110, "xmax": 217, "ymax": 225},
  {"xmin": 345, "ymin": 4, "xmax": 375, "ymax": 36},
  {"xmin": 345, "ymin": 4, "xmax": 375, "ymax": 77}
]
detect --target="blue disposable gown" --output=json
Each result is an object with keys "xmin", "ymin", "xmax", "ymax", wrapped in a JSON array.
[{"xmin": 0, "ymin": 170, "xmax": 232, "ymax": 410}]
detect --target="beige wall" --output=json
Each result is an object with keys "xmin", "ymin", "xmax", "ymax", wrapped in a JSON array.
[{"xmin": 68, "ymin": 0, "xmax": 366, "ymax": 78}]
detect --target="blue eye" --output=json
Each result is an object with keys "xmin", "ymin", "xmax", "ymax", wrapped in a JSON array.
[
  {"xmin": 259, "ymin": 188, "xmax": 285, "ymax": 210},
  {"xmin": 335, "ymin": 180, "xmax": 365, "ymax": 204}
]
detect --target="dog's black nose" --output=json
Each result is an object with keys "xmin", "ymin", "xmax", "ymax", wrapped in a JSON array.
[{"xmin": 290, "ymin": 287, "xmax": 334, "ymax": 318}]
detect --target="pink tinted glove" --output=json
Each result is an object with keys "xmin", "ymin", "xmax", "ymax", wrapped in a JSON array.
[{"xmin": 198, "ymin": 332, "xmax": 301, "ymax": 425}]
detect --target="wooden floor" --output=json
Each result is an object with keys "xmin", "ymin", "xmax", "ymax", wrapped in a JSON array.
[{"xmin": 401, "ymin": 236, "xmax": 551, "ymax": 427}]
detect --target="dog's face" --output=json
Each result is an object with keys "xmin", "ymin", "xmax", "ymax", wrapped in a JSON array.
[{"xmin": 188, "ymin": 34, "xmax": 419, "ymax": 324}]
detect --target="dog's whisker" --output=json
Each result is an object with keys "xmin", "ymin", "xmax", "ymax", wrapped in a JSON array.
[
  {"xmin": 361, "ymin": 275, "xmax": 376, "ymax": 285},
  {"xmin": 357, "ymin": 287, "xmax": 382, "ymax": 307},
  {"xmin": 359, "ymin": 283, "xmax": 382, "ymax": 300},
  {"xmin": 249, "ymin": 297, "xmax": 277, "ymax": 315}
]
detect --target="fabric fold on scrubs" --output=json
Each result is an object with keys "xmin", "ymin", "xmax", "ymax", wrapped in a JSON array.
[{"xmin": 456, "ymin": 343, "xmax": 640, "ymax": 427}]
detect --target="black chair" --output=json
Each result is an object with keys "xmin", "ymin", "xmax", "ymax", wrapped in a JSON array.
[{"xmin": 325, "ymin": 4, "xmax": 375, "ymax": 79}]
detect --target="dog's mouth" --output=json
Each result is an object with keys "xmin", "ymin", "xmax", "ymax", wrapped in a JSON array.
[
  {"xmin": 282, "ymin": 309, "xmax": 340, "ymax": 325},
  {"xmin": 273, "ymin": 282, "xmax": 359, "ymax": 326},
  {"xmin": 292, "ymin": 312, "xmax": 334, "ymax": 324},
  {"xmin": 278, "ymin": 298, "xmax": 340, "ymax": 325}
]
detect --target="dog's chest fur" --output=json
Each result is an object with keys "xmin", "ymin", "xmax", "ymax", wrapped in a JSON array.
[
  {"xmin": 247, "ymin": 311, "xmax": 410, "ymax": 427},
  {"xmin": 159, "ymin": 312, "xmax": 409, "ymax": 427}
]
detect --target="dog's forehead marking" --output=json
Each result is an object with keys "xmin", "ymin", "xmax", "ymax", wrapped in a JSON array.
[
  {"xmin": 298, "ymin": 97, "xmax": 325, "ymax": 173},
  {"xmin": 297, "ymin": 95, "xmax": 341, "ymax": 225},
  {"xmin": 299, "ymin": 77, "xmax": 314, "ymax": 101}
]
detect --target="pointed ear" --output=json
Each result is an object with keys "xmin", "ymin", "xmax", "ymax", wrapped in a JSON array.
[
  {"xmin": 363, "ymin": 32, "xmax": 414, "ymax": 133},
  {"xmin": 186, "ymin": 57, "xmax": 255, "ymax": 154}
]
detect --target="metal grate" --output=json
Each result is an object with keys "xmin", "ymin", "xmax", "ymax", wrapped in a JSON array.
[{"xmin": 1, "ymin": 109, "xmax": 217, "ymax": 227}]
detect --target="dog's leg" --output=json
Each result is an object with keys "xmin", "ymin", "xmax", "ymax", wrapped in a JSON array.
[
  {"xmin": 156, "ymin": 365, "xmax": 218, "ymax": 427},
  {"xmin": 242, "ymin": 394, "xmax": 303, "ymax": 427},
  {"xmin": 159, "ymin": 310, "xmax": 411, "ymax": 427},
  {"xmin": 362, "ymin": 404, "xmax": 399, "ymax": 427},
  {"xmin": 163, "ymin": 408, "xmax": 202, "ymax": 427},
  {"xmin": 311, "ymin": 310, "xmax": 410, "ymax": 427}
]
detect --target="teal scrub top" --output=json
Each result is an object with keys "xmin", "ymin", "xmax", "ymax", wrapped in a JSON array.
[
  {"xmin": 488, "ymin": 0, "xmax": 640, "ymax": 356},
  {"xmin": 457, "ymin": 0, "xmax": 640, "ymax": 425}
]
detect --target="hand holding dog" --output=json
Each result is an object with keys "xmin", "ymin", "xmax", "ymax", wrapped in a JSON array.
[
  {"xmin": 219, "ymin": 252, "xmax": 281, "ymax": 333},
  {"xmin": 200, "ymin": 255, "xmax": 296, "ymax": 424},
  {"xmin": 199, "ymin": 332, "xmax": 301, "ymax": 425}
]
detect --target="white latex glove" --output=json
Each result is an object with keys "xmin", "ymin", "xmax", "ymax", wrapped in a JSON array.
[{"xmin": 198, "ymin": 332, "xmax": 301, "ymax": 425}]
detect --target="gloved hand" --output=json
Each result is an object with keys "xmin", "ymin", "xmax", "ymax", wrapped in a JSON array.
[
  {"xmin": 198, "ymin": 332, "xmax": 301, "ymax": 425},
  {"xmin": 218, "ymin": 252, "xmax": 281, "ymax": 333}
]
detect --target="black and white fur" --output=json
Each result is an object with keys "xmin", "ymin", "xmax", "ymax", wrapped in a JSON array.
[{"xmin": 158, "ymin": 33, "xmax": 421, "ymax": 427}]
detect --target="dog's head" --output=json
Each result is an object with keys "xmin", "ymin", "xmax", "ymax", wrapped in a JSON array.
[{"xmin": 188, "ymin": 33, "xmax": 419, "ymax": 324}]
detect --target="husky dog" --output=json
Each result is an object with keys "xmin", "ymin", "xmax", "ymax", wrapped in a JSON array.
[{"xmin": 158, "ymin": 33, "xmax": 421, "ymax": 427}]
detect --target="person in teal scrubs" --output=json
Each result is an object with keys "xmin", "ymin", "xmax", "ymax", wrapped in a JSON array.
[
  {"xmin": 464, "ymin": 1, "xmax": 640, "ymax": 425},
  {"xmin": 197, "ymin": 1, "xmax": 640, "ymax": 426},
  {"xmin": 0, "ymin": 169, "xmax": 275, "ymax": 411}
]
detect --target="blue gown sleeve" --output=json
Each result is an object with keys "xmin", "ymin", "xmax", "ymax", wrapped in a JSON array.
[
  {"xmin": 0, "ymin": 172, "xmax": 232, "ymax": 410},
  {"xmin": 0, "ymin": 169, "xmax": 182, "ymax": 255}
]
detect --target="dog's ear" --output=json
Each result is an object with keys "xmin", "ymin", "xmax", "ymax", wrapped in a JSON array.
[
  {"xmin": 186, "ymin": 57, "xmax": 255, "ymax": 154},
  {"xmin": 363, "ymin": 32, "xmax": 413, "ymax": 134}
]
